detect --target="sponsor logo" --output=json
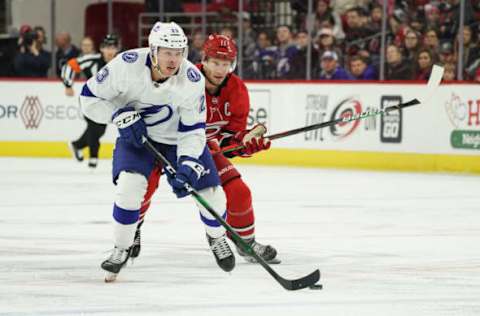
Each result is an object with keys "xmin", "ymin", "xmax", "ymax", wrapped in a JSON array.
[
  {"xmin": 380, "ymin": 96, "xmax": 402, "ymax": 143},
  {"xmin": 445, "ymin": 93, "xmax": 480, "ymax": 150},
  {"xmin": 304, "ymin": 94, "xmax": 328, "ymax": 142},
  {"xmin": 329, "ymin": 97, "xmax": 363, "ymax": 140},
  {"xmin": 187, "ymin": 67, "xmax": 201, "ymax": 82},
  {"xmin": 247, "ymin": 89, "xmax": 270, "ymax": 129},
  {"xmin": 96, "ymin": 67, "xmax": 109, "ymax": 83},
  {"xmin": 20, "ymin": 96, "xmax": 43, "ymax": 129},
  {"xmin": 0, "ymin": 104, "xmax": 18, "ymax": 119},
  {"xmin": 122, "ymin": 51, "xmax": 138, "ymax": 63},
  {"xmin": 199, "ymin": 95, "xmax": 205, "ymax": 113},
  {"xmin": 139, "ymin": 103, "xmax": 173, "ymax": 126}
]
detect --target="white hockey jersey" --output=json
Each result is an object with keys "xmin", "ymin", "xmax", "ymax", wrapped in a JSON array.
[{"xmin": 79, "ymin": 48, "xmax": 207, "ymax": 159}]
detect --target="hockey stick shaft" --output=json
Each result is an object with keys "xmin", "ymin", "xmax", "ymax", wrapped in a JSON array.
[
  {"xmin": 142, "ymin": 138, "xmax": 320, "ymax": 291},
  {"xmin": 221, "ymin": 98, "xmax": 419, "ymax": 155}
]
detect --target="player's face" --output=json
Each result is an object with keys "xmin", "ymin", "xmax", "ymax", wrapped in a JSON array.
[
  {"xmin": 156, "ymin": 48, "xmax": 184, "ymax": 77},
  {"xmin": 203, "ymin": 57, "xmax": 232, "ymax": 86}
]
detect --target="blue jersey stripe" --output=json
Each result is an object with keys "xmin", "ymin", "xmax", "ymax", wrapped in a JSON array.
[
  {"xmin": 178, "ymin": 121, "xmax": 206, "ymax": 132},
  {"xmin": 199, "ymin": 209, "xmax": 226, "ymax": 227},
  {"xmin": 80, "ymin": 83, "xmax": 97, "ymax": 97}
]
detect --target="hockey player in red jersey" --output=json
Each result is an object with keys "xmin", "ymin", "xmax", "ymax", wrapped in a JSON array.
[
  {"xmin": 198, "ymin": 34, "xmax": 279, "ymax": 263},
  {"xmin": 130, "ymin": 34, "xmax": 279, "ymax": 264}
]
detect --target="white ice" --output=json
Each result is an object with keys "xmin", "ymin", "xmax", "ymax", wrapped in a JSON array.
[{"xmin": 1, "ymin": 157, "xmax": 479, "ymax": 316}]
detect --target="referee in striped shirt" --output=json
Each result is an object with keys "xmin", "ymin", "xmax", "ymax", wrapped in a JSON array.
[{"xmin": 64, "ymin": 34, "xmax": 120, "ymax": 168}]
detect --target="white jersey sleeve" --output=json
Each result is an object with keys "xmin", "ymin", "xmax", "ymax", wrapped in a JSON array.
[
  {"xmin": 79, "ymin": 55, "xmax": 127, "ymax": 124},
  {"xmin": 176, "ymin": 65, "xmax": 207, "ymax": 159}
]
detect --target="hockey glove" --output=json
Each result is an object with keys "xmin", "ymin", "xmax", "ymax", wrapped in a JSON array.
[
  {"xmin": 230, "ymin": 124, "xmax": 271, "ymax": 157},
  {"xmin": 167, "ymin": 156, "xmax": 207, "ymax": 198},
  {"xmin": 112, "ymin": 107, "xmax": 146, "ymax": 148}
]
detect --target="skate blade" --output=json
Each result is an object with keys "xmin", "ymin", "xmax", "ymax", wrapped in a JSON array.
[{"xmin": 104, "ymin": 271, "xmax": 118, "ymax": 283}]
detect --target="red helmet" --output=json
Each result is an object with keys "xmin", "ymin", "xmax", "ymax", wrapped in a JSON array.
[{"xmin": 203, "ymin": 34, "xmax": 237, "ymax": 64}]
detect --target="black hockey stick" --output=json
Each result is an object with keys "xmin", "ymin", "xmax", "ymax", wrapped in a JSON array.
[
  {"xmin": 221, "ymin": 98, "xmax": 420, "ymax": 155},
  {"xmin": 142, "ymin": 138, "xmax": 321, "ymax": 291}
]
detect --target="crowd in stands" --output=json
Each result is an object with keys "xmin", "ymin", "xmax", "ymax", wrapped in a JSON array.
[{"xmin": 8, "ymin": 0, "xmax": 480, "ymax": 82}]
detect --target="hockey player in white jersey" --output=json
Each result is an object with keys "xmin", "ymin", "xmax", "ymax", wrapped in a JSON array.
[{"xmin": 79, "ymin": 21, "xmax": 235, "ymax": 282}]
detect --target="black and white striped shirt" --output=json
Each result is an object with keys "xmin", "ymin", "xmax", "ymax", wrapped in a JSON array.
[{"xmin": 61, "ymin": 53, "xmax": 106, "ymax": 88}]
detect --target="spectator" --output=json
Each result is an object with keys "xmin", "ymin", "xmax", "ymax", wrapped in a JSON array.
[
  {"xmin": 385, "ymin": 44, "xmax": 413, "ymax": 80},
  {"xmin": 188, "ymin": 31, "xmax": 204, "ymax": 64},
  {"xmin": 423, "ymin": 28, "xmax": 440, "ymax": 54},
  {"xmin": 275, "ymin": 25, "xmax": 298, "ymax": 78},
  {"xmin": 317, "ymin": 50, "xmax": 353, "ymax": 80},
  {"xmin": 424, "ymin": 4, "xmax": 441, "ymax": 29},
  {"xmin": 14, "ymin": 27, "xmax": 51, "ymax": 77},
  {"xmin": 315, "ymin": 28, "xmax": 343, "ymax": 66},
  {"xmin": 288, "ymin": 30, "xmax": 319, "ymax": 79},
  {"xmin": 80, "ymin": 36, "xmax": 95, "ymax": 55},
  {"xmin": 251, "ymin": 31, "xmax": 278, "ymax": 79},
  {"xmin": 442, "ymin": 62, "xmax": 456, "ymax": 81},
  {"xmin": 241, "ymin": 12, "xmax": 258, "ymax": 79},
  {"xmin": 366, "ymin": 4, "xmax": 383, "ymax": 34},
  {"xmin": 344, "ymin": 7, "xmax": 374, "ymax": 55},
  {"xmin": 403, "ymin": 30, "xmax": 421, "ymax": 63},
  {"xmin": 349, "ymin": 55, "xmax": 377, "ymax": 80},
  {"xmin": 438, "ymin": 42, "xmax": 455, "ymax": 65},
  {"xmin": 219, "ymin": 27, "xmax": 235, "ymax": 40},
  {"xmin": 33, "ymin": 26, "xmax": 48, "ymax": 51},
  {"xmin": 55, "ymin": 32, "xmax": 80, "ymax": 77},
  {"xmin": 312, "ymin": 0, "xmax": 345, "ymax": 41},
  {"xmin": 414, "ymin": 48, "xmax": 435, "ymax": 80},
  {"xmin": 461, "ymin": 25, "xmax": 480, "ymax": 79}
]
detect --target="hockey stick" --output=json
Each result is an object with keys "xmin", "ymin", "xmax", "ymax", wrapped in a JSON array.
[
  {"xmin": 142, "ymin": 138, "xmax": 321, "ymax": 291},
  {"xmin": 221, "ymin": 65, "xmax": 444, "ymax": 155}
]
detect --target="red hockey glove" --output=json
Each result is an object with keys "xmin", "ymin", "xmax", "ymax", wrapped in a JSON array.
[{"xmin": 231, "ymin": 124, "xmax": 271, "ymax": 157}]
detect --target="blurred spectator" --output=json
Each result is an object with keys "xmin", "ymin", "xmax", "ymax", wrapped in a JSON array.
[
  {"xmin": 424, "ymin": 4, "xmax": 441, "ymax": 29},
  {"xmin": 344, "ymin": 7, "xmax": 374, "ymax": 55},
  {"xmin": 331, "ymin": 0, "xmax": 371, "ymax": 15},
  {"xmin": 442, "ymin": 62, "xmax": 456, "ymax": 81},
  {"xmin": 315, "ymin": 28, "xmax": 343, "ymax": 66},
  {"xmin": 312, "ymin": 0, "xmax": 345, "ymax": 41},
  {"xmin": 80, "ymin": 36, "xmax": 95, "ymax": 55},
  {"xmin": 54, "ymin": 32, "xmax": 80, "ymax": 77},
  {"xmin": 34, "ymin": 26, "xmax": 48, "ymax": 51},
  {"xmin": 403, "ymin": 30, "xmax": 421, "ymax": 63},
  {"xmin": 349, "ymin": 55, "xmax": 377, "ymax": 80},
  {"xmin": 188, "ymin": 31, "xmax": 204, "ymax": 64},
  {"xmin": 438, "ymin": 42, "xmax": 456, "ymax": 65},
  {"xmin": 251, "ymin": 31, "xmax": 278, "ymax": 79},
  {"xmin": 423, "ymin": 28, "xmax": 440, "ymax": 54},
  {"xmin": 14, "ymin": 25, "xmax": 51, "ymax": 77},
  {"xmin": 275, "ymin": 25, "xmax": 298, "ymax": 79},
  {"xmin": 414, "ymin": 48, "xmax": 435, "ymax": 80},
  {"xmin": 385, "ymin": 44, "xmax": 413, "ymax": 80},
  {"xmin": 317, "ymin": 50, "xmax": 353, "ymax": 80},
  {"xmin": 288, "ymin": 30, "xmax": 319, "ymax": 79},
  {"xmin": 220, "ymin": 27, "xmax": 235, "ymax": 39},
  {"xmin": 241, "ymin": 12, "xmax": 258, "ymax": 79},
  {"xmin": 461, "ymin": 25, "xmax": 480, "ymax": 79},
  {"xmin": 366, "ymin": 4, "xmax": 383, "ymax": 34}
]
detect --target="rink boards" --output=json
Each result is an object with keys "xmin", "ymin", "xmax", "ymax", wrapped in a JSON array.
[{"xmin": 0, "ymin": 80, "xmax": 479, "ymax": 173}]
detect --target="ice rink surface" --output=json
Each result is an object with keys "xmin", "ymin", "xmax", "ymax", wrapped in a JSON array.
[{"xmin": 1, "ymin": 157, "xmax": 479, "ymax": 316}]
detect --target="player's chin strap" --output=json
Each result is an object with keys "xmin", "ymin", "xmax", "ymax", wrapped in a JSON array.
[{"xmin": 141, "ymin": 136, "xmax": 321, "ymax": 291}]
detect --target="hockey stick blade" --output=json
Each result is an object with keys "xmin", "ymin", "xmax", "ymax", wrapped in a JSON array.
[{"xmin": 142, "ymin": 138, "xmax": 321, "ymax": 291}]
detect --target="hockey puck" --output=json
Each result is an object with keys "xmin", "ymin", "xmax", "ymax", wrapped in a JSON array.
[{"xmin": 309, "ymin": 284, "xmax": 323, "ymax": 290}]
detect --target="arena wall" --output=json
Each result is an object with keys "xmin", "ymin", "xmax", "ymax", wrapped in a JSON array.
[{"xmin": 1, "ymin": 79, "xmax": 479, "ymax": 173}]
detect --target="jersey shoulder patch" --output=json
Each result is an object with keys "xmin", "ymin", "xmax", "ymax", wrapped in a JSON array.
[
  {"xmin": 95, "ymin": 67, "xmax": 109, "ymax": 83},
  {"xmin": 187, "ymin": 67, "xmax": 201, "ymax": 82},
  {"xmin": 122, "ymin": 51, "xmax": 139, "ymax": 63}
]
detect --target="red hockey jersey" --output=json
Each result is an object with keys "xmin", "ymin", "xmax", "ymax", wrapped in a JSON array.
[{"xmin": 197, "ymin": 64, "xmax": 250, "ymax": 145}]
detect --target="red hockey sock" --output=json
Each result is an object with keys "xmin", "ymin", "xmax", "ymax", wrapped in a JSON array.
[
  {"xmin": 139, "ymin": 166, "xmax": 161, "ymax": 222},
  {"xmin": 223, "ymin": 177, "xmax": 255, "ymax": 239}
]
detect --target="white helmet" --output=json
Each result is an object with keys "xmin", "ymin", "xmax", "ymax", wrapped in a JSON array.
[{"xmin": 148, "ymin": 22, "xmax": 188, "ymax": 69}]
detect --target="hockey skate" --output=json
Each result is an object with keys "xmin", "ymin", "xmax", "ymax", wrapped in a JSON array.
[
  {"xmin": 207, "ymin": 234, "xmax": 235, "ymax": 272},
  {"xmin": 129, "ymin": 220, "xmax": 143, "ymax": 259},
  {"xmin": 234, "ymin": 238, "xmax": 281, "ymax": 264},
  {"xmin": 68, "ymin": 142, "xmax": 83, "ymax": 162},
  {"xmin": 101, "ymin": 246, "xmax": 131, "ymax": 282},
  {"xmin": 88, "ymin": 158, "xmax": 98, "ymax": 168}
]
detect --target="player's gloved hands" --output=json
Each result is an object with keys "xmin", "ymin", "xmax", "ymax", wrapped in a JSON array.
[
  {"xmin": 112, "ymin": 106, "xmax": 146, "ymax": 148},
  {"xmin": 167, "ymin": 156, "xmax": 207, "ymax": 198},
  {"xmin": 231, "ymin": 124, "xmax": 271, "ymax": 157}
]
